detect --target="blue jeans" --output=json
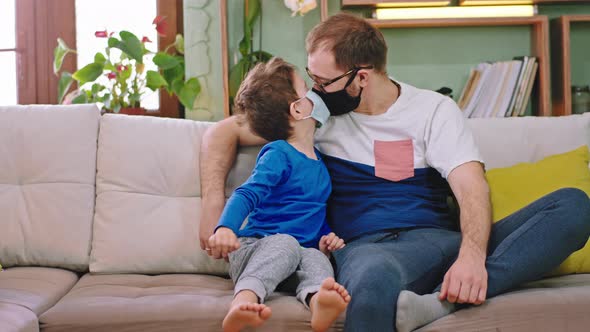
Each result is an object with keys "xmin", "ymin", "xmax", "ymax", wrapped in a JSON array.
[{"xmin": 332, "ymin": 188, "xmax": 590, "ymax": 332}]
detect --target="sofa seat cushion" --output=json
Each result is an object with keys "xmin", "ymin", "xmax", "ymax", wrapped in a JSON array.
[
  {"xmin": 0, "ymin": 267, "xmax": 78, "ymax": 315},
  {"xmin": 0, "ymin": 303, "xmax": 39, "ymax": 332},
  {"xmin": 418, "ymin": 274, "xmax": 590, "ymax": 332},
  {"xmin": 40, "ymin": 273, "xmax": 344, "ymax": 332}
]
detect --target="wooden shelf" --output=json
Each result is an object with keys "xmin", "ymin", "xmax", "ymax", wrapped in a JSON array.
[
  {"xmin": 366, "ymin": 16, "xmax": 551, "ymax": 116},
  {"xmin": 318, "ymin": 1, "xmax": 551, "ymax": 115},
  {"xmin": 550, "ymin": 15, "xmax": 590, "ymax": 116}
]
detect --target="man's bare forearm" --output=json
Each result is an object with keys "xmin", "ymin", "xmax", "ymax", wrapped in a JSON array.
[
  {"xmin": 449, "ymin": 162, "xmax": 492, "ymax": 261},
  {"xmin": 458, "ymin": 182, "xmax": 491, "ymax": 260},
  {"xmin": 199, "ymin": 118, "xmax": 240, "ymax": 246},
  {"xmin": 199, "ymin": 117, "xmax": 266, "ymax": 251}
]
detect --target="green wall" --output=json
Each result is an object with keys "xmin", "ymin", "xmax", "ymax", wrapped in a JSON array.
[{"xmin": 186, "ymin": 1, "xmax": 590, "ymax": 120}]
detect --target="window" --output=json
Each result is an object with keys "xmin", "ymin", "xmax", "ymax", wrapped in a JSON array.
[
  {"xmin": 0, "ymin": 0, "xmax": 17, "ymax": 105},
  {"xmin": 11, "ymin": 0, "xmax": 183, "ymax": 117},
  {"xmin": 75, "ymin": 0, "xmax": 159, "ymax": 110}
]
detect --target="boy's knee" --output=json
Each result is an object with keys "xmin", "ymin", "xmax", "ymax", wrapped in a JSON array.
[{"xmin": 263, "ymin": 234, "xmax": 301, "ymax": 256}]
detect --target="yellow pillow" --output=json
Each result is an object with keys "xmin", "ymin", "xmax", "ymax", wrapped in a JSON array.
[{"xmin": 485, "ymin": 145, "xmax": 590, "ymax": 275}]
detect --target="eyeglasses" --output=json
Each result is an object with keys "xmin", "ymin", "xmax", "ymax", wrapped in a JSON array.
[{"xmin": 305, "ymin": 65, "xmax": 374, "ymax": 93}]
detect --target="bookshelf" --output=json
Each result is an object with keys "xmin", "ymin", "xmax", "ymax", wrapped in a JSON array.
[
  {"xmin": 550, "ymin": 15, "xmax": 590, "ymax": 116},
  {"xmin": 368, "ymin": 17, "xmax": 551, "ymax": 116},
  {"xmin": 319, "ymin": 2, "xmax": 551, "ymax": 116}
]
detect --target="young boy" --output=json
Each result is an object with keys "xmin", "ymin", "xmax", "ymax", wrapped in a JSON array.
[{"xmin": 207, "ymin": 58, "xmax": 350, "ymax": 332}]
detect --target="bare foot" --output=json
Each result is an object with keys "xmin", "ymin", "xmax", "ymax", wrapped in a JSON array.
[
  {"xmin": 310, "ymin": 277, "xmax": 351, "ymax": 332},
  {"xmin": 222, "ymin": 302, "xmax": 272, "ymax": 332}
]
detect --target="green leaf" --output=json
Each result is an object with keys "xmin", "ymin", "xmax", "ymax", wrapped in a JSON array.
[
  {"xmin": 239, "ymin": 37, "xmax": 250, "ymax": 58},
  {"xmin": 94, "ymin": 52, "xmax": 107, "ymax": 64},
  {"xmin": 239, "ymin": 0, "xmax": 260, "ymax": 57},
  {"xmin": 53, "ymin": 38, "xmax": 74, "ymax": 75},
  {"xmin": 245, "ymin": 0, "xmax": 261, "ymax": 27},
  {"xmin": 57, "ymin": 71, "xmax": 73, "ymax": 104},
  {"xmin": 108, "ymin": 37, "xmax": 119, "ymax": 48},
  {"xmin": 229, "ymin": 57, "xmax": 250, "ymax": 100},
  {"xmin": 104, "ymin": 62, "xmax": 116, "ymax": 71},
  {"xmin": 91, "ymin": 83, "xmax": 103, "ymax": 95},
  {"xmin": 177, "ymin": 77, "xmax": 201, "ymax": 110},
  {"xmin": 162, "ymin": 65, "xmax": 184, "ymax": 87},
  {"xmin": 146, "ymin": 70, "xmax": 168, "ymax": 90},
  {"xmin": 254, "ymin": 50, "xmax": 273, "ymax": 62},
  {"xmin": 119, "ymin": 65, "xmax": 132, "ymax": 81},
  {"xmin": 174, "ymin": 34, "xmax": 185, "ymax": 54},
  {"xmin": 72, "ymin": 62, "xmax": 104, "ymax": 85},
  {"xmin": 111, "ymin": 31, "xmax": 144, "ymax": 63},
  {"xmin": 153, "ymin": 53, "xmax": 180, "ymax": 70},
  {"xmin": 71, "ymin": 92, "xmax": 88, "ymax": 104},
  {"xmin": 171, "ymin": 78, "xmax": 184, "ymax": 96}
]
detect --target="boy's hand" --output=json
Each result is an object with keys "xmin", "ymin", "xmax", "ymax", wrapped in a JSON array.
[
  {"xmin": 207, "ymin": 227, "xmax": 240, "ymax": 259},
  {"xmin": 319, "ymin": 232, "xmax": 345, "ymax": 255}
]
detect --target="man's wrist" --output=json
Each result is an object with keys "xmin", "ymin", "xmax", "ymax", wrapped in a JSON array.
[{"xmin": 458, "ymin": 242, "xmax": 487, "ymax": 262}]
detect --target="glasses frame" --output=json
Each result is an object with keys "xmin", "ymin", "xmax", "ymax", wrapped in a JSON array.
[{"xmin": 306, "ymin": 65, "xmax": 374, "ymax": 93}]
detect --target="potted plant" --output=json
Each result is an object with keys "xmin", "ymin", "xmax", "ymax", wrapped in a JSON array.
[
  {"xmin": 54, "ymin": 16, "xmax": 200, "ymax": 115},
  {"xmin": 229, "ymin": 0, "xmax": 317, "ymax": 109}
]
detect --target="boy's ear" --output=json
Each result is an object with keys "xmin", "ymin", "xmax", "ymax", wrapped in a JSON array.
[{"xmin": 290, "ymin": 102, "xmax": 304, "ymax": 120}]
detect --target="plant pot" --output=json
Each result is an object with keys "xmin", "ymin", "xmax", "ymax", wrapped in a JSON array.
[{"xmin": 119, "ymin": 107, "xmax": 147, "ymax": 116}]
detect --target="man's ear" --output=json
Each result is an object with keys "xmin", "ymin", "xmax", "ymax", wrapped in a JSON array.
[{"xmin": 358, "ymin": 69, "xmax": 370, "ymax": 88}]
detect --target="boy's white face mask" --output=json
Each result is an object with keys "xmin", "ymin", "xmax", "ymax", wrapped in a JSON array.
[{"xmin": 298, "ymin": 89, "xmax": 331, "ymax": 127}]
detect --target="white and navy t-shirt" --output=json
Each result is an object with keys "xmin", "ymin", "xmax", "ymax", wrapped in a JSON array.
[{"xmin": 314, "ymin": 80, "xmax": 484, "ymax": 241}]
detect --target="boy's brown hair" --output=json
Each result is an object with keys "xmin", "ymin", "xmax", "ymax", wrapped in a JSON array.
[
  {"xmin": 234, "ymin": 57, "xmax": 299, "ymax": 141},
  {"xmin": 306, "ymin": 12, "xmax": 387, "ymax": 74}
]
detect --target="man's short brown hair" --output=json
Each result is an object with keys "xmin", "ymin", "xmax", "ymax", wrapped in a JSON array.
[
  {"xmin": 233, "ymin": 58, "xmax": 298, "ymax": 142},
  {"xmin": 306, "ymin": 12, "xmax": 387, "ymax": 73}
]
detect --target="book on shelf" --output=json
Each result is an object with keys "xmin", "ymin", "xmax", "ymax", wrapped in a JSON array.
[
  {"xmin": 457, "ymin": 56, "xmax": 537, "ymax": 118},
  {"xmin": 516, "ymin": 61, "xmax": 538, "ymax": 117}
]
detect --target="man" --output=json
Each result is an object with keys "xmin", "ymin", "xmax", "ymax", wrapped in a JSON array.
[{"xmin": 200, "ymin": 12, "xmax": 590, "ymax": 331}]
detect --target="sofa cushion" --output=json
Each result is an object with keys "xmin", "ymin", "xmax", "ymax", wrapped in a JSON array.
[
  {"xmin": 418, "ymin": 274, "xmax": 590, "ymax": 332},
  {"xmin": 0, "ymin": 267, "xmax": 78, "ymax": 315},
  {"xmin": 91, "ymin": 115, "xmax": 228, "ymax": 275},
  {"xmin": 0, "ymin": 303, "xmax": 38, "ymax": 332},
  {"xmin": 0, "ymin": 105, "xmax": 100, "ymax": 271},
  {"xmin": 486, "ymin": 145, "xmax": 590, "ymax": 222},
  {"xmin": 467, "ymin": 113, "xmax": 590, "ymax": 170},
  {"xmin": 39, "ymin": 273, "xmax": 345, "ymax": 332}
]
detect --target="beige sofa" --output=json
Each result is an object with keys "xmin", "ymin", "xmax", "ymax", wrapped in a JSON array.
[{"xmin": 1, "ymin": 104, "xmax": 589, "ymax": 332}]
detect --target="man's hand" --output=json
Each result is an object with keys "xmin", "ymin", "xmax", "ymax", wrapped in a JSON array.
[
  {"xmin": 319, "ymin": 232, "xmax": 345, "ymax": 255},
  {"xmin": 442, "ymin": 161, "xmax": 491, "ymax": 305},
  {"xmin": 199, "ymin": 199, "xmax": 225, "ymax": 256},
  {"xmin": 439, "ymin": 250, "xmax": 487, "ymax": 305},
  {"xmin": 207, "ymin": 227, "xmax": 240, "ymax": 259}
]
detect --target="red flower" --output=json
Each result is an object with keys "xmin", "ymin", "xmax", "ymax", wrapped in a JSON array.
[
  {"xmin": 95, "ymin": 30, "xmax": 108, "ymax": 38},
  {"xmin": 152, "ymin": 15, "xmax": 167, "ymax": 37},
  {"xmin": 141, "ymin": 36, "xmax": 152, "ymax": 43},
  {"xmin": 116, "ymin": 65, "xmax": 128, "ymax": 72},
  {"xmin": 106, "ymin": 72, "xmax": 116, "ymax": 80}
]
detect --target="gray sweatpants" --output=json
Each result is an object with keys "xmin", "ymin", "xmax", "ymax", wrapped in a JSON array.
[{"xmin": 228, "ymin": 233, "xmax": 334, "ymax": 308}]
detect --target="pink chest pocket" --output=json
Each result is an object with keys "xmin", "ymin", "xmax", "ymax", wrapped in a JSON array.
[{"xmin": 374, "ymin": 139, "xmax": 415, "ymax": 182}]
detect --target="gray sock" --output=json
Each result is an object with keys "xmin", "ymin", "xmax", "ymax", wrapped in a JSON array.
[{"xmin": 396, "ymin": 291, "xmax": 456, "ymax": 332}]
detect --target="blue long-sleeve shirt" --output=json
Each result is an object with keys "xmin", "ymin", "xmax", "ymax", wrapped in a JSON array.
[{"xmin": 217, "ymin": 140, "xmax": 332, "ymax": 248}]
